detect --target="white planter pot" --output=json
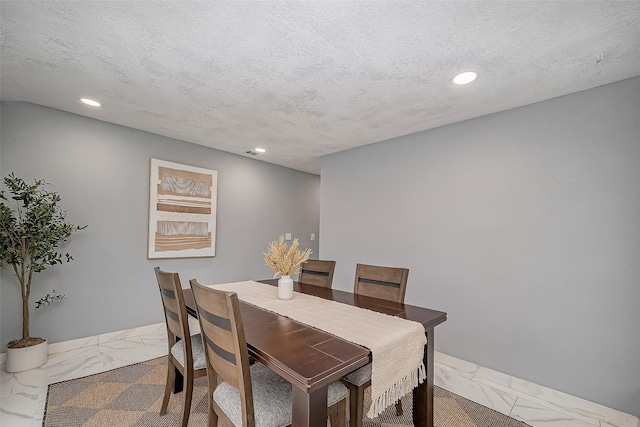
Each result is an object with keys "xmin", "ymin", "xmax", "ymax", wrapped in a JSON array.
[
  {"xmin": 278, "ymin": 275, "xmax": 294, "ymax": 300},
  {"xmin": 5, "ymin": 339, "xmax": 48, "ymax": 372}
]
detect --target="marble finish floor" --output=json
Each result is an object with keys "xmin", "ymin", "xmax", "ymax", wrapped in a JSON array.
[{"xmin": 2, "ymin": 323, "xmax": 637, "ymax": 427}]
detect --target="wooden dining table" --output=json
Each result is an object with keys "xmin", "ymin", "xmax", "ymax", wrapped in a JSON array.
[{"xmin": 182, "ymin": 279, "xmax": 447, "ymax": 427}]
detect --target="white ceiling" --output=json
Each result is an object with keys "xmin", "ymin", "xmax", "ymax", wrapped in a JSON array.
[{"xmin": 1, "ymin": 1, "xmax": 639, "ymax": 174}]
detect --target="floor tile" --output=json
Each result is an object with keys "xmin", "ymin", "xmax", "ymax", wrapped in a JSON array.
[{"xmin": 0, "ymin": 393, "xmax": 37, "ymax": 424}]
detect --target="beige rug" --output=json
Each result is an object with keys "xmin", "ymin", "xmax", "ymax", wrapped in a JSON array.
[{"xmin": 43, "ymin": 357, "xmax": 530, "ymax": 427}]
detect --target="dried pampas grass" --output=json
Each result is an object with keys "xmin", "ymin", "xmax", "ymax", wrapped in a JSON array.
[{"xmin": 264, "ymin": 235, "xmax": 312, "ymax": 277}]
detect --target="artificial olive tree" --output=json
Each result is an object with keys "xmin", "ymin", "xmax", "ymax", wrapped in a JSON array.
[{"xmin": 0, "ymin": 173, "xmax": 86, "ymax": 348}]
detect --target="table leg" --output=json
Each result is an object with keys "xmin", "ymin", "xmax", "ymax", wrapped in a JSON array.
[
  {"xmin": 292, "ymin": 385, "xmax": 328, "ymax": 427},
  {"xmin": 413, "ymin": 328, "xmax": 435, "ymax": 427}
]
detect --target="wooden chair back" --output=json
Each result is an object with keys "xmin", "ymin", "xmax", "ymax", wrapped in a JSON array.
[
  {"xmin": 154, "ymin": 267, "xmax": 191, "ymax": 349},
  {"xmin": 189, "ymin": 279, "xmax": 256, "ymax": 426},
  {"xmin": 155, "ymin": 268, "xmax": 207, "ymax": 427},
  {"xmin": 353, "ymin": 263, "xmax": 409, "ymax": 303},
  {"xmin": 299, "ymin": 259, "xmax": 336, "ymax": 288}
]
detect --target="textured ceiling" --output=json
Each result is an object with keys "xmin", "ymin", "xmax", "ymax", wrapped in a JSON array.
[{"xmin": 1, "ymin": 1, "xmax": 639, "ymax": 174}]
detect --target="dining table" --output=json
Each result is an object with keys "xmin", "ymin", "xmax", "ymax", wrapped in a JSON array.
[{"xmin": 182, "ymin": 279, "xmax": 447, "ymax": 427}]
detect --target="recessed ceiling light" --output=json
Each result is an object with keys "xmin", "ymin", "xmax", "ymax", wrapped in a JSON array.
[
  {"xmin": 80, "ymin": 98, "xmax": 101, "ymax": 107},
  {"xmin": 254, "ymin": 148, "xmax": 266, "ymax": 153},
  {"xmin": 452, "ymin": 71, "xmax": 478, "ymax": 85}
]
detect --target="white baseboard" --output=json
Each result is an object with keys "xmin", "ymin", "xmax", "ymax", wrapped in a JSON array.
[{"xmin": 434, "ymin": 351, "xmax": 639, "ymax": 427}]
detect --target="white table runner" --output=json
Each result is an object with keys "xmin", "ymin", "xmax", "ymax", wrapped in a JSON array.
[{"xmin": 210, "ymin": 280, "xmax": 426, "ymax": 417}]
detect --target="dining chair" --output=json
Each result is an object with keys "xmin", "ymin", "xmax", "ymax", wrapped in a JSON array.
[
  {"xmin": 343, "ymin": 263, "xmax": 410, "ymax": 426},
  {"xmin": 154, "ymin": 267, "xmax": 207, "ymax": 427},
  {"xmin": 189, "ymin": 279, "xmax": 349, "ymax": 427},
  {"xmin": 298, "ymin": 259, "xmax": 337, "ymax": 288}
]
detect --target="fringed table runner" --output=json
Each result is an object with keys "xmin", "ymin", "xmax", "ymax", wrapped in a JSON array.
[{"xmin": 210, "ymin": 280, "xmax": 426, "ymax": 418}]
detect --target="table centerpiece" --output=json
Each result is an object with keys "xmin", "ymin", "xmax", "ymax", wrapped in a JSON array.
[{"xmin": 264, "ymin": 235, "xmax": 311, "ymax": 300}]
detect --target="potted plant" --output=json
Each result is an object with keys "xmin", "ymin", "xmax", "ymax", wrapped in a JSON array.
[
  {"xmin": 0, "ymin": 173, "xmax": 86, "ymax": 372},
  {"xmin": 264, "ymin": 235, "xmax": 311, "ymax": 300}
]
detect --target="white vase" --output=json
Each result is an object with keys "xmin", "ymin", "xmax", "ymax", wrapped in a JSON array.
[
  {"xmin": 5, "ymin": 339, "xmax": 48, "ymax": 372},
  {"xmin": 278, "ymin": 275, "xmax": 294, "ymax": 300}
]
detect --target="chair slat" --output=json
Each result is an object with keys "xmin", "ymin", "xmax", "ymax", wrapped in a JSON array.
[
  {"xmin": 354, "ymin": 263, "xmax": 409, "ymax": 303},
  {"xmin": 157, "ymin": 275, "xmax": 185, "ymax": 339},
  {"xmin": 196, "ymin": 306, "xmax": 238, "ymax": 365},
  {"xmin": 299, "ymin": 259, "xmax": 336, "ymax": 289}
]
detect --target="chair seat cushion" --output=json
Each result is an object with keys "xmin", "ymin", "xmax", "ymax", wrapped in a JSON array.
[
  {"xmin": 343, "ymin": 362, "xmax": 372, "ymax": 386},
  {"xmin": 170, "ymin": 333, "xmax": 206, "ymax": 370},
  {"xmin": 326, "ymin": 378, "xmax": 350, "ymax": 406},
  {"xmin": 214, "ymin": 363, "xmax": 349, "ymax": 426}
]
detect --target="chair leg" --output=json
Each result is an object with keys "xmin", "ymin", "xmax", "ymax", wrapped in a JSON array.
[
  {"xmin": 328, "ymin": 403, "xmax": 338, "ymax": 427},
  {"xmin": 344, "ymin": 382, "xmax": 357, "ymax": 427},
  {"xmin": 179, "ymin": 370, "xmax": 194, "ymax": 427},
  {"xmin": 354, "ymin": 385, "xmax": 365, "ymax": 427},
  {"xmin": 395, "ymin": 400, "xmax": 403, "ymax": 416},
  {"xmin": 336, "ymin": 399, "xmax": 347, "ymax": 427},
  {"xmin": 160, "ymin": 360, "xmax": 175, "ymax": 415},
  {"xmin": 346, "ymin": 383, "xmax": 365, "ymax": 427},
  {"xmin": 328, "ymin": 399, "xmax": 347, "ymax": 427},
  {"xmin": 209, "ymin": 400, "xmax": 219, "ymax": 427},
  {"xmin": 206, "ymin": 370, "xmax": 218, "ymax": 427}
]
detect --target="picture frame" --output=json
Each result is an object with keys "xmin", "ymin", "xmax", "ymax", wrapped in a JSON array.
[{"xmin": 148, "ymin": 158, "xmax": 218, "ymax": 259}]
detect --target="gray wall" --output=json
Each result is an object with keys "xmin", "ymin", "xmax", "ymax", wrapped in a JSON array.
[
  {"xmin": 320, "ymin": 76, "xmax": 640, "ymax": 416},
  {"xmin": 0, "ymin": 101, "xmax": 320, "ymax": 351}
]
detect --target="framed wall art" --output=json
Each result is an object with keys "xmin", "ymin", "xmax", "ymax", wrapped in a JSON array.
[{"xmin": 148, "ymin": 158, "xmax": 218, "ymax": 259}]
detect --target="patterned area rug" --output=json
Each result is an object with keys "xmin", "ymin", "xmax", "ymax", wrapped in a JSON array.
[{"xmin": 43, "ymin": 357, "xmax": 530, "ymax": 426}]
